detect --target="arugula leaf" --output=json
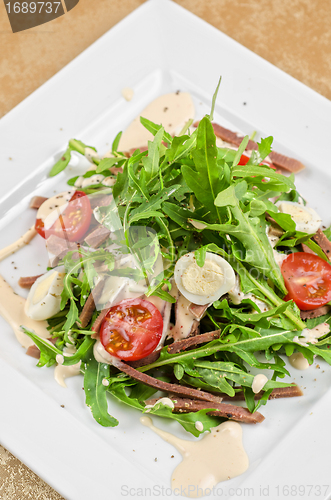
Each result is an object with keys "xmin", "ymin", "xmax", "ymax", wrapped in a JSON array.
[
  {"xmin": 268, "ymin": 210, "xmax": 296, "ymax": 232},
  {"xmin": 140, "ymin": 117, "xmax": 173, "ymax": 144},
  {"xmin": 112, "ymin": 160, "xmax": 131, "ymax": 204},
  {"xmin": 22, "ymin": 328, "xmax": 94, "ymax": 367},
  {"xmin": 191, "ymin": 360, "xmax": 290, "ymax": 395},
  {"xmin": 212, "ymin": 187, "xmax": 287, "ymax": 294},
  {"xmin": 109, "ymin": 383, "xmax": 221, "ymax": 437},
  {"xmin": 63, "ymin": 300, "xmax": 80, "ymax": 333},
  {"xmin": 94, "ymin": 200, "xmax": 123, "ymax": 233},
  {"xmin": 300, "ymin": 238, "xmax": 330, "ymax": 262},
  {"xmin": 49, "ymin": 147, "xmax": 72, "ymax": 177},
  {"xmin": 232, "ymin": 164, "xmax": 295, "ymax": 192},
  {"xmin": 128, "ymin": 185, "xmax": 181, "ymax": 222},
  {"xmin": 139, "ymin": 327, "xmax": 298, "ymax": 376},
  {"xmin": 128, "ymin": 166, "xmax": 149, "ymax": 201},
  {"xmin": 213, "ymin": 299, "xmax": 291, "ymax": 327},
  {"xmin": 256, "ymin": 136, "xmax": 273, "ymax": 161},
  {"xmin": 146, "ymin": 404, "xmax": 221, "ymax": 438},
  {"xmin": 59, "ymin": 248, "xmax": 115, "ymax": 333},
  {"xmin": 209, "ymin": 76, "xmax": 222, "ymax": 121},
  {"xmin": 191, "ymin": 242, "xmax": 305, "ymax": 331},
  {"xmin": 129, "ymin": 382, "xmax": 157, "ymax": 403},
  {"xmin": 142, "ymin": 127, "xmax": 164, "ymax": 183},
  {"xmin": 96, "ymin": 157, "xmax": 126, "ymax": 174},
  {"xmin": 182, "ymin": 117, "xmax": 224, "ymax": 221},
  {"xmin": 84, "ymin": 352, "xmax": 118, "ymax": 427},
  {"xmin": 162, "ymin": 202, "xmax": 195, "ymax": 231},
  {"xmin": 49, "ymin": 139, "xmax": 99, "ymax": 177},
  {"xmin": 232, "ymin": 136, "xmax": 249, "ymax": 167},
  {"xmin": 324, "ymin": 227, "xmax": 331, "ymax": 241},
  {"xmin": 165, "ymin": 131, "xmax": 197, "ymax": 167},
  {"xmin": 112, "ymin": 131, "xmax": 122, "ymax": 152},
  {"xmin": 69, "ymin": 139, "xmax": 97, "ymax": 155}
]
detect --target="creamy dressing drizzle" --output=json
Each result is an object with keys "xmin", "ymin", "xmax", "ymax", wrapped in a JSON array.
[
  {"xmin": 293, "ymin": 322, "xmax": 330, "ymax": 347},
  {"xmin": 252, "ymin": 373, "xmax": 268, "ymax": 393},
  {"xmin": 0, "ymin": 275, "xmax": 49, "ymax": 348},
  {"xmin": 169, "ymin": 292, "xmax": 196, "ymax": 341},
  {"xmin": 228, "ymin": 276, "xmax": 270, "ymax": 312},
  {"xmin": 54, "ymin": 343, "xmax": 81, "ymax": 387},
  {"xmin": 85, "ymin": 147, "xmax": 100, "ymax": 163},
  {"xmin": 74, "ymin": 174, "xmax": 105, "ymax": 188},
  {"xmin": 144, "ymin": 397, "xmax": 174, "ymax": 412},
  {"xmin": 288, "ymin": 324, "xmax": 330, "ymax": 370},
  {"xmin": 117, "ymin": 92, "xmax": 195, "ymax": 152},
  {"xmin": 140, "ymin": 416, "xmax": 249, "ymax": 497},
  {"xmin": 288, "ymin": 352, "xmax": 310, "ymax": 370},
  {"xmin": 189, "ymin": 220, "xmax": 207, "ymax": 230},
  {"xmin": 54, "ymin": 363, "xmax": 81, "ymax": 387},
  {"xmin": 54, "ymin": 344, "xmax": 81, "ymax": 387},
  {"xmin": 121, "ymin": 87, "xmax": 134, "ymax": 101},
  {"xmin": 194, "ymin": 421, "xmax": 204, "ymax": 432},
  {"xmin": 93, "ymin": 339, "xmax": 117, "ymax": 364},
  {"xmin": 0, "ymin": 226, "xmax": 37, "ymax": 262},
  {"xmin": 102, "ymin": 176, "xmax": 116, "ymax": 187}
]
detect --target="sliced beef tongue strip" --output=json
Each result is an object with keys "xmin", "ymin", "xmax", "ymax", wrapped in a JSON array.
[
  {"xmin": 193, "ymin": 121, "xmax": 305, "ymax": 173},
  {"xmin": 78, "ymin": 279, "xmax": 105, "ymax": 329},
  {"xmin": 29, "ymin": 196, "xmax": 48, "ymax": 209},
  {"xmin": 167, "ymin": 329, "xmax": 222, "ymax": 354},
  {"xmin": 219, "ymin": 384, "xmax": 303, "ymax": 401},
  {"xmin": 127, "ymin": 329, "xmax": 222, "ymax": 367},
  {"xmin": 188, "ymin": 303, "xmax": 209, "ymax": 320},
  {"xmin": 264, "ymin": 385, "xmax": 303, "ymax": 399},
  {"xmin": 145, "ymin": 397, "xmax": 265, "ymax": 424},
  {"xmin": 300, "ymin": 305, "xmax": 331, "ymax": 320},
  {"xmin": 112, "ymin": 359, "xmax": 223, "ymax": 404},
  {"xmin": 91, "ymin": 308, "xmax": 109, "ymax": 337},
  {"xmin": 26, "ymin": 337, "xmax": 57, "ymax": 359},
  {"xmin": 170, "ymin": 290, "xmax": 200, "ymax": 341},
  {"xmin": 26, "ymin": 344, "xmax": 41, "ymax": 359},
  {"xmin": 301, "ymin": 243, "xmax": 316, "ymax": 255},
  {"xmin": 268, "ymin": 151, "xmax": 305, "ymax": 173},
  {"xmin": 18, "ymin": 274, "xmax": 42, "ymax": 288},
  {"xmin": 189, "ymin": 319, "xmax": 200, "ymax": 338},
  {"xmin": 313, "ymin": 228, "xmax": 331, "ymax": 258},
  {"xmin": 127, "ymin": 349, "xmax": 162, "ymax": 368},
  {"xmin": 46, "ymin": 234, "xmax": 81, "ymax": 266},
  {"xmin": 46, "ymin": 234, "xmax": 74, "ymax": 256},
  {"xmin": 89, "ymin": 193, "xmax": 113, "ymax": 210},
  {"xmin": 84, "ymin": 225, "xmax": 111, "ymax": 249}
]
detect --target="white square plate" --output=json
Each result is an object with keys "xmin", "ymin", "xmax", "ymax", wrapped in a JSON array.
[{"xmin": 1, "ymin": 1, "xmax": 331, "ymax": 499}]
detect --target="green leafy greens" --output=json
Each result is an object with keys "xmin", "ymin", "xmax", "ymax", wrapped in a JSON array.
[{"xmin": 34, "ymin": 87, "xmax": 331, "ymax": 434}]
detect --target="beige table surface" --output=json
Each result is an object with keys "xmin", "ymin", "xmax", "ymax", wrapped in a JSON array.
[{"xmin": 0, "ymin": 0, "xmax": 330, "ymax": 498}]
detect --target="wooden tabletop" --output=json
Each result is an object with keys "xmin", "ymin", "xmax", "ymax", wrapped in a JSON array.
[{"xmin": 0, "ymin": 0, "xmax": 330, "ymax": 498}]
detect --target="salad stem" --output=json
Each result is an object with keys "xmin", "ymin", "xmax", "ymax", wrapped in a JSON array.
[
  {"xmin": 236, "ymin": 262, "xmax": 306, "ymax": 331},
  {"xmin": 69, "ymin": 139, "xmax": 100, "ymax": 165}
]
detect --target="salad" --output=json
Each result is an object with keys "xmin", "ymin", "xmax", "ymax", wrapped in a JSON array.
[{"xmin": 10, "ymin": 83, "xmax": 331, "ymax": 437}]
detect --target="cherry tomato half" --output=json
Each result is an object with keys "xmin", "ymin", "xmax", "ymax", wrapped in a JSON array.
[
  {"xmin": 238, "ymin": 153, "xmax": 275, "ymax": 169},
  {"xmin": 35, "ymin": 191, "xmax": 92, "ymax": 242},
  {"xmin": 281, "ymin": 252, "xmax": 331, "ymax": 310},
  {"xmin": 99, "ymin": 298, "xmax": 163, "ymax": 361}
]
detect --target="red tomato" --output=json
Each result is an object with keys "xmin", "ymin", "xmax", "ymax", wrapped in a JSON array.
[
  {"xmin": 281, "ymin": 252, "xmax": 331, "ymax": 310},
  {"xmin": 100, "ymin": 298, "xmax": 163, "ymax": 361},
  {"xmin": 238, "ymin": 154, "xmax": 251, "ymax": 165},
  {"xmin": 35, "ymin": 191, "xmax": 92, "ymax": 242},
  {"xmin": 238, "ymin": 153, "xmax": 276, "ymax": 169}
]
